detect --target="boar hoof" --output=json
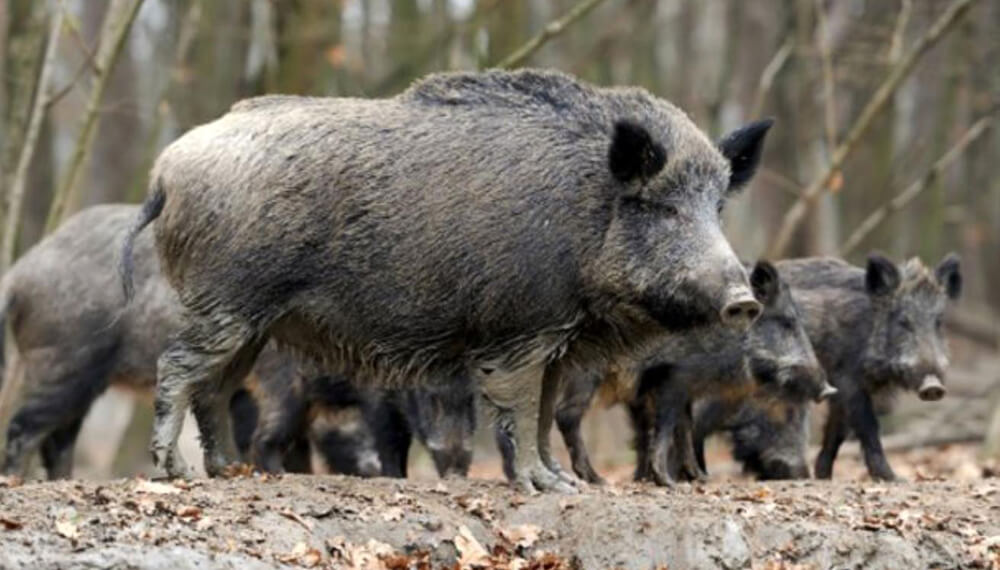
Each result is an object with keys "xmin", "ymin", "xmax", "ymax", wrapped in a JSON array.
[
  {"xmin": 153, "ymin": 448, "xmax": 193, "ymax": 479},
  {"xmin": 515, "ymin": 462, "xmax": 579, "ymax": 494}
]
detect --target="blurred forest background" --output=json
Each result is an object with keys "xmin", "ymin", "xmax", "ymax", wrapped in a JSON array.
[{"xmin": 0, "ymin": 0, "xmax": 998, "ymax": 477}]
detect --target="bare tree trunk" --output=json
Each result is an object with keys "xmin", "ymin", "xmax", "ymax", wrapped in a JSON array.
[
  {"xmin": 44, "ymin": 0, "xmax": 144, "ymax": 233},
  {"xmin": 0, "ymin": 7, "xmax": 63, "ymax": 272},
  {"xmin": 0, "ymin": 0, "xmax": 46, "ymax": 232},
  {"xmin": 766, "ymin": 0, "xmax": 981, "ymax": 258}
]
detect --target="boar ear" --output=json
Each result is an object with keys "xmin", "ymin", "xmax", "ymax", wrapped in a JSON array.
[
  {"xmin": 718, "ymin": 118, "xmax": 774, "ymax": 191},
  {"xmin": 750, "ymin": 261, "xmax": 780, "ymax": 306},
  {"xmin": 865, "ymin": 253, "xmax": 901, "ymax": 297},
  {"xmin": 608, "ymin": 120, "xmax": 667, "ymax": 183},
  {"xmin": 935, "ymin": 253, "xmax": 962, "ymax": 300}
]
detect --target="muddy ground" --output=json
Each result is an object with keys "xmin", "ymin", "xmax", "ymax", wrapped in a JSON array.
[{"xmin": 1, "ymin": 449, "xmax": 999, "ymax": 570}]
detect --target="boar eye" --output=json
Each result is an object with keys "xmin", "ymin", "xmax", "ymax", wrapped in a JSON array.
[
  {"xmin": 897, "ymin": 316, "xmax": 913, "ymax": 331},
  {"xmin": 662, "ymin": 204, "xmax": 679, "ymax": 218},
  {"xmin": 935, "ymin": 317, "xmax": 944, "ymax": 330}
]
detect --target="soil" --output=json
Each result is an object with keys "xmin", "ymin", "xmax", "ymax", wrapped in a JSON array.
[{"xmin": 1, "ymin": 456, "xmax": 999, "ymax": 570}]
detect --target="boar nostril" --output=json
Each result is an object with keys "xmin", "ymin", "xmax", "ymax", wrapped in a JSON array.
[{"xmin": 721, "ymin": 297, "xmax": 763, "ymax": 330}]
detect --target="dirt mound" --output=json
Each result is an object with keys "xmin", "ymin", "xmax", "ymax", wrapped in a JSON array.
[{"xmin": 1, "ymin": 474, "xmax": 998, "ymax": 569}]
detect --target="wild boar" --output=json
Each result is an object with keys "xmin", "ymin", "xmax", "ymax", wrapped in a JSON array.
[{"xmin": 121, "ymin": 69, "xmax": 772, "ymax": 492}]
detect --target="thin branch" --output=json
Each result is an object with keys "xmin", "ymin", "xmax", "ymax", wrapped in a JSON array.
[
  {"xmin": 0, "ymin": 8, "xmax": 64, "ymax": 272},
  {"xmin": 45, "ymin": 0, "xmax": 144, "ymax": 233},
  {"xmin": 888, "ymin": 0, "xmax": 912, "ymax": 64},
  {"xmin": 838, "ymin": 114, "xmax": 994, "ymax": 256},
  {"xmin": 493, "ymin": 0, "xmax": 612, "ymax": 69},
  {"xmin": 60, "ymin": 0, "xmax": 100, "ymax": 74},
  {"xmin": 758, "ymin": 167, "xmax": 804, "ymax": 198},
  {"xmin": 749, "ymin": 36, "xmax": 794, "ymax": 120},
  {"xmin": 765, "ymin": 0, "xmax": 981, "ymax": 258},
  {"xmin": 815, "ymin": 0, "xmax": 837, "ymax": 152}
]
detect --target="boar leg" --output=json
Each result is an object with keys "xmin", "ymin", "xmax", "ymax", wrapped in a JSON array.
[
  {"xmin": 555, "ymin": 403, "xmax": 605, "ymax": 485},
  {"xmin": 628, "ymin": 397, "xmax": 653, "ymax": 482},
  {"xmin": 153, "ymin": 317, "xmax": 257, "ymax": 478},
  {"xmin": 537, "ymin": 367, "xmax": 578, "ymax": 487},
  {"xmin": 40, "ymin": 417, "xmax": 85, "ymax": 480},
  {"xmin": 846, "ymin": 390, "xmax": 896, "ymax": 481},
  {"xmin": 481, "ymin": 361, "xmax": 576, "ymax": 494},
  {"xmin": 3, "ymin": 354, "xmax": 112, "ymax": 478},
  {"xmin": 493, "ymin": 422, "xmax": 517, "ymax": 483},
  {"xmin": 191, "ymin": 339, "xmax": 265, "ymax": 477},
  {"xmin": 674, "ymin": 403, "xmax": 707, "ymax": 482},
  {"xmin": 814, "ymin": 399, "xmax": 847, "ymax": 479},
  {"xmin": 251, "ymin": 380, "xmax": 309, "ymax": 474}
]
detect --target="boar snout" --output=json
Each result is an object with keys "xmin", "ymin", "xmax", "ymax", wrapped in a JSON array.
[
  {"xmin": 356, "ymin": 451, "xmax": 382, "ymax": 477},
  {"xmin": 720, "ymin": 287, "xmax": 762, "ymax": 331},
  {"xmin": 917, "ymin": 375, "xmax": 946, "ymax": 401}
]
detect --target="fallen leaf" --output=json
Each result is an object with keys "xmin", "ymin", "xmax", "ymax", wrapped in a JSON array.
[
  {"xmin": 280, "ymin": 509, "xmax": 314, "ymax": 531},
  {"xmin": 176, "ymin": 505, "xmax": 202, "ymax": 520},
  {"xmin": 55, "ymin": 519, "xmax": 78, "ymax": 540},
  {"xmin": 0, "ymin": 476, "xmax": 23, "ymax": 488},
  {"xmin": 454, "ymin": 525, "xmax": 490, "ymax": 568},
  {"xmin": 135, "ymin": 480, "xmax": 181, "ymax": 495},
  {"xmin": 499, "ymin": 524, "xmax": 541, "ymax": 550},
  {"xmin": 0, "ymin": 517, "xmax": 23, "ymax": 530},
  {"xmin": 279, "ymin": 542, "xmax": 324, "ymax": 567}
]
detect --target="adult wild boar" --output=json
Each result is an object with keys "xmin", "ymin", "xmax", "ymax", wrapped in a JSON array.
[
  {"xmin": 0, "ymin": 205, "xmax": 326, "ymax": 479},
  {"xmin": 121, "ymin": 69, "xmax": 773, "ymax": 492},
  {"xmin": 777, "ymin": 254, "xmax": 961, "ymax": 481}
]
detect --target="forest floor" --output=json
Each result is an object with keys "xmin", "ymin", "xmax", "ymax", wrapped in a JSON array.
[{"xmin": 1, "ymin": 444, "xmax": 998, "ymax": 570}]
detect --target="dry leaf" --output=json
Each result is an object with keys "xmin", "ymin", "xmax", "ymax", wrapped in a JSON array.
[
  {"xmin": 499, "ymin": 524, "xmax": 541, "ymax": 550},
  {"xmin": 135, "ymin": 480, "xmax": 181, "ymax": 495},
  {"xmin": 0, "ymin": 476, "xmax": 23, "ymax": 488},
  {"xmin": 176, "ymin": 505, "xmax": 202, "ymax": 520},
  {"xmin": 280, "ymin": 542, "xmax": 324, "ymax": 567},
  {"xmin": 0, "ymin": 517, "xmax": 23, "ymax": 531},
  {"xmin": 55, "ymin": 519, "xmax": 78, "ymax": 540},
  {"xmin": 279, "ymin": 509, "xmax": 315, "ymax": 531},
  {"xmin": 454, "ymin": 525, "xmax": 490, "ymax": 568}
]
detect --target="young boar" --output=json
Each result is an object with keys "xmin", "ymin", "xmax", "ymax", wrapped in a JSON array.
[
  {"xmin": 496, "ymin": 261, "xmax": 832, "ymax": 485},
  {"xmin": 777, "ymin": 254, "xmax": 961, "ymax": 481},
  {"xmin": 692, "ymin": 395, "xmax": 811, "ymax": 480},
  {"xmin": 246, "ymin": 371, "xmax": 477, "ymax": 479},
  {"xmin": 122, "ymin": 69, "xmax": 773, "ymax": 492}
]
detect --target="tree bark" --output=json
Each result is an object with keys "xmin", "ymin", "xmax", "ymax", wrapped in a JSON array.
[{"xmin": 0, "ymin": 7, "xmax": 63, "ymax": 272}]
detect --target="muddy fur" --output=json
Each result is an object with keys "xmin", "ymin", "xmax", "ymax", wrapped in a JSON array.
[
  {"xmin": 122, "ymin": 69, "xmax": 773, "ymax": 486},
  {"xmin": 777, "ymin": 253, "xmax": 961, "ymax": 481}
]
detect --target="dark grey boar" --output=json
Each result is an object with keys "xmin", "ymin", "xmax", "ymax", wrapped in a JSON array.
[
  {"xmin": 777, "ymin": 254, "xmax": 961, "ymax": 481},
  {"xmin": 121, "ymin": 69, "xmax": 773, "ymax": 492},
  {"xmin": 497, "ymin": 261, "xmax": 832, "ymax": 485},
  {"xmin": 0, "ymin": 205, "xmax": 306, "ymax": 479},
  {"xmin": 246, "ymin": 370, "xmax": 476, "ymax": 478},
  {"xmin": 691, "ymin": 394, "xmax": 811, "ymax": 480}
]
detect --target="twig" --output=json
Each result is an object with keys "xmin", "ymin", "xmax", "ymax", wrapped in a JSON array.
[
  {"xmin": 888, "ymin": 0, "xmax": 913, "ymax": 64},
  {"xmin": 44, "ymin": 0, "xmax": 145, "ymax": 233},
  {"xmin": 749, "ymin": 36, "xmax": 794, "ymax": 120},
  {"xmin": 814, "ymin": 0, "xmax": 837, "ymax": 152},
  {"xmin": 766, "ymin": 0, "xmax": 981, "ymax": 258},
  {"xmin": 59, "ymin": 0, "xmax": 100, "ymax": 74},
  {"xmin": 758, "ymin": 167, "xmax": 803, "ymax": 198},
  {"xmin": 493, "ymin": 0, "xmax": 612, "ymax": 69},
  {"xmin": 0, "ymin": 8, "xmax": 64, "ymax": 272},
  {"xmin": 839, "ymin": 115, "xmax": 995, "ymax": 255}
]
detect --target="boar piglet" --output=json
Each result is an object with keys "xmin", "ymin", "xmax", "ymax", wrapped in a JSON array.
[{"xmin": 777, "ymin": 253, "xmax": 961, "ymax": 481}]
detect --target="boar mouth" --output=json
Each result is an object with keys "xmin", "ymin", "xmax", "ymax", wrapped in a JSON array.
[{"xmin": 637, "ymin": 284, "xmax": 719, "ymax": 332}]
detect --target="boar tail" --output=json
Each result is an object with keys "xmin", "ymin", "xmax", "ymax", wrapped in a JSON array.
[{"xmin": 120, "ymin": 180, "xmax": 166, "ymax": 302}]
